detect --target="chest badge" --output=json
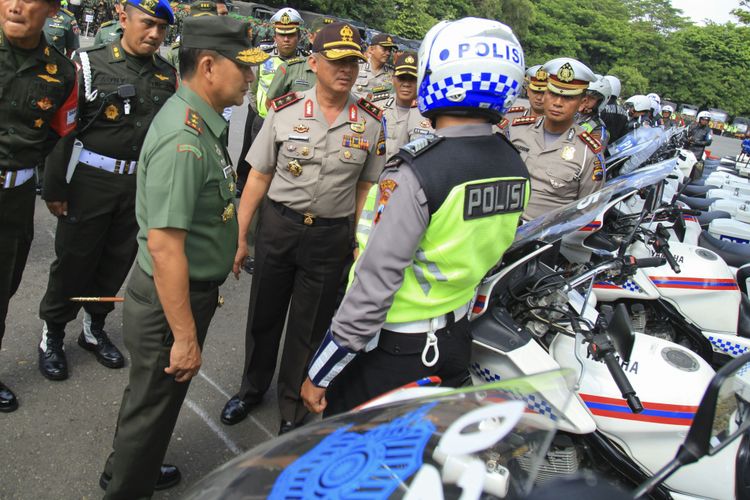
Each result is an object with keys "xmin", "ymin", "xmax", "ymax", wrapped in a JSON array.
[
  {"xmin": 222, "ymin": 202, "xmax": 235, "ymax": 223},
  {"xmin": 420, "ymin": 119, "xmax": 431, "ymax": 129},
  {"xmin": 549, "ymin": 177, "xmax": 565, "ymax": 189},
  {"xmin": 287, "ymin": 160, "xmax": 303, "ymax": 177},
  {"xmin": 46, "ymin": 63, "xmax": 57, "ymax": 75},
  {"xmin": 104, "ymin": 104, "xmax": 120, "ymax": 120},
  {"xmin": 300, "ymin": 147, "xmax": 310, "ymax": 157},
  {"xmin": 37, "ymin": 97, "xmax": 54, "ymax": 111},
  {"xmin": 350, "ymin": 121, "xmax": 365, "ymax": 133},
  {"xmin": 343, "ymin": 150, "xmax": 352, "ymax": 159},
  {"xmin": 287, "ymin": 143, "xmax": 297, "ymax": 152},
  {"xmin": 293, "ymin": 123, "xmax": 309, "ymax": 133},
  {"xmin": 155, "ymin": 73, "xmax": 169, "ymax": 81},
  {"xmin": 561, "ymin": 145, "xmax": 576, "ymax": 161},
  {"xmin": 33, "ymin": 118, "xmax": 44, "ymax": 128}
]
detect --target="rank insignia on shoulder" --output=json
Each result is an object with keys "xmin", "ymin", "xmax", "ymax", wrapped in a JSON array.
[
  {"xmin": 506, "ymin": 106, "xmax": 526, "ymax": 114},
  {"xmin": 578, "ymin": 131, "xmax": 603, "ymax": 154},
  {"xmin": 357, "ymin": 98, "xmax": 383, "ymax": 120},
  {"xmin": 497, "ymin": 118, "xmax": 509, "ymax": 129},
  {"xmin": 271, "ymin": 92, "xmax": 302, "ymax": 112},
  {"xmin": 512, "ymin": 116, "xmax": 537, "ymax": 126},
  {"xmin": 286, "ymin": 57, "xmax": 305, "ymax": 65},
  {"xmin": 185, "ymin": 108, "xmax": 203, "ymax": 134},
  {"xmin": 400, "ymin": 133, "xmax": 443, "ymax": 157}
]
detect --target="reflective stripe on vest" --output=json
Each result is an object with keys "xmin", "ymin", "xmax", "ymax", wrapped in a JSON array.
[{"xmin": 257, "ymin": 56, "xmax": 283, "ymax": 118}]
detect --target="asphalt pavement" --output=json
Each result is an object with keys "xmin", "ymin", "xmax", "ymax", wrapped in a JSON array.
[{"xmin": 0, "ymin": 40, "xmax": 743, "ymax": 498}]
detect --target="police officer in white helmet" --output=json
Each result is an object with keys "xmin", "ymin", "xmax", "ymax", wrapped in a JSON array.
[{"xmin": 600, "ymin": 74, "xmax": 629, "ymax": 144}]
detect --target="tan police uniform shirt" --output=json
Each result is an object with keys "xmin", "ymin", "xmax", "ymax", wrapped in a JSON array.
[
  {"xmin": 248, "ymin": 88, "xmax": 386, "ymax": 218},
  {"xmin": 381, "ymin": 98, "xmax": 434, "ymax": 158},
  {"xmin": 354, "ymin": 61, "xmax": 393, "ymax": 99},
  {"xmin": 511, "ymin": 117, "xmax": 604, "ymax": 221}
]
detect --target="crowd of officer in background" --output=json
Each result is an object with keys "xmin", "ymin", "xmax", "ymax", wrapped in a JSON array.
[{"xmin": 2, "ymin": 0, "xmax": 746, "ymax": 496}]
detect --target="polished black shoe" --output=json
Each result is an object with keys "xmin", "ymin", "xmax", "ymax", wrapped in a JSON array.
[
  {"xmin": 99, "ymin": 463, "xmax": 181, "ymax": 491},
  {"xmin": 0, "ymin": 381, "xmax": 18, "ymax": 413},
  {"xmin": 221, "ymin": 395, "xmax": 258, "ymax": 425},
  {"xmin": 38, "ymin": 336, "xmax": 68, "ymax": 381},
  {"xmin": 78, "ymin": 330, "xmax": 124, "ymax": 369},
  {"xmin": 243, "ymin": 256, "xmax": 255, "ymax": 275},
  {"xmin": 279, "ymin": 420, "xmax": 297, "ymax": 435}
]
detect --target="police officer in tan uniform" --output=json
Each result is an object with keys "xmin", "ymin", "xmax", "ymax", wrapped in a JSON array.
[
  {"xmin": 221, "ymin": 22, "xmax": 385, "ymax": 434},
  {"xmin": 511, "ymin": 57, "xmax": 604, "ymax": 221},
  {"xmin": 354, "ymin": 32, "xmax": 395, "ymax": 100},
  {"xmin": 381, "ymin": 52, "xmax": 433, "ymax": 158},
  {"xmin": 497, "ymin": 65, "xmax": 547, "ymax": 136}
]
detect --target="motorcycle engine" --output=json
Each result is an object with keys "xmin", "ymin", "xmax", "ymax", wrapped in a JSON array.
[
  {"xmin": 628, "ymin": 302, "xmax": 676, "ymax": 342},
  {"xmin": 516, "ymin": 435, "xmax": 581, "ymax": 483}
]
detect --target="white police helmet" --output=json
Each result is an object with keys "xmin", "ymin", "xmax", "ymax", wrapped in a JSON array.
[
  {"xmin": 662, "ymin": 104, "xmax": 674, "ymax": 113},
  {"xmin": 625, "ymin": 94, "xmax": 651, "ymax": 112},
  {"xmin": 646, "ymin": 92, "xmax": 661, "ymax": 104},
  {"xmin": 270, "ymin": 7, "xmax": 303, "ymax": 33},
  {"xmin": 417, "ymin": 17, "xmax": 525, "ymax": 121},
  {"xmin": 697, "ymin": 111, "xmax": 711, "ymax": 120},
  {"xmin": 587, "ymin": 75, "xmax": 612, "ymax": 113},
  {"xmin": 603, "ymin": 75, "xmax": 621, "ymax": 98}
]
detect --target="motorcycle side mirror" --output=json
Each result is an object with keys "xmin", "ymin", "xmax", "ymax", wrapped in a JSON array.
[
  {"xmin": 603, "ymin": 303, "xmax": 635, "ymax": 362},
  {"xmin": 633, "ymin": 352, "xmax": 750, "ymax": 498}
]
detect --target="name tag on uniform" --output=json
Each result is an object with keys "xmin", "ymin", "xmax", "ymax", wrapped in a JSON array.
[
  {"xmin": 464, "ymin": 180, "xmax": 526, "ymax": 220},
  {"xmin": 288, "ymin": 134, "xmax": 309, "ymax": 142}
]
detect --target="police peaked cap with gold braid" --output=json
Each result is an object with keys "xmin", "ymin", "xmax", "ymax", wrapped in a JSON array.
[
  {"xmin": 270, "ymin": 7, "xmax": 303, "ymax": 34},
  {"xmin": 394, "ymin": 52, "xmax": 418, "ymax": 78},
  {"xmin": 125, "ymin": 0, "xmax": 174, "ymax": 24},
  {"xmin": 312, "ymin": 22, "xmax": 366, "ymax": 62},
  {"xmin": 525, "ymin": 64, "xmax": 548, "ymax": 92},
  {"xmin": 182, "ymin": 16, "xmax": 269, "ymax": 66},
  {"xmin": 542, "ymin": 57, "xmax": 596, "ymax": 96}
]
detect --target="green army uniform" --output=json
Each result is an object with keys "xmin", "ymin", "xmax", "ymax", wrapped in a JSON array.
[
  {"xmin": 43, "ymin": 8, "xmax": 80, "ymax": 55},
  {"xmin": 166, "ymin": 0, "xmax": 217, "ymax": 74},
  {"xmin": 101, "ymin": 15, "xmax": 259, "ymax": 497},
  {"xmin": 93, "ymin": 19, "xmax": 122, "ymax": 46},
  {"xmin": 0, "ymin": 28, "xmax": 77, "ymax": 362},
  {"xmin": 39, "ymin": 37, "xmax": 178, "ymax": 376},
  {"xmin": 266, "ymin": 56, "xmax": 316, "ymax": 101}
]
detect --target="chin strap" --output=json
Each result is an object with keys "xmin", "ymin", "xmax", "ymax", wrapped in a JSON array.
[{"xmin": 307, "ymin": 328, "xmax": 356, "ymax": 388}]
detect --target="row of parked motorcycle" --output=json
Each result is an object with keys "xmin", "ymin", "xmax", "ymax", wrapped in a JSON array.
[{"xmin": 182, "ymin": 128, "xmax": 750, "ymax": 499}]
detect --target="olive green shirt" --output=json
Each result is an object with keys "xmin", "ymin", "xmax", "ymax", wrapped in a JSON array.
[
  {"xmin": 266, "ymin": 57, "xmax": 316, "ymax": 102},
  {"xmin": 0, "ymin": 29, "xmax": 77, "ymax": 171},
  {"xmin": 44, "ymin": 40, "xmax": 177, "ymax": 201},
  {"xmin": 136, "ymin": 85, "xmax": 238, "ymax": 281},
  {"xmin": 43, "ymin": 9, "xmax": 80, "ymax": 55},
  {"xmin": 249, "ymin": 88, "xmax": 386, "ymax": 218},
  {"xmin": 93, "ymin": 20, "xmax": 122, "ymax": 47}
]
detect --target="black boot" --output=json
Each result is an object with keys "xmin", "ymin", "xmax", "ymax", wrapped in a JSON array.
[
  {"xmin": 39, "ymin": 322, "xmax": 68, "ymax": 381},
  {"xmin": 0, "ymin": 380, "xmax": 18, "ymax": 412},
  {"xmin": 78, "ymin": 312, "xmax": 124, "ymax": 369}
]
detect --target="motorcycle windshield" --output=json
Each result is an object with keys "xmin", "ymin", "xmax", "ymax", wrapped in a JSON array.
[
  {"xmin": 606, "ymin": 127, "xmax": 665, "ymax": 165},
  {"xmin": 183, "ymin": 371, "xmax": 576, "ymax": 500},
  {"xmin": 511, "ymin": 161, "xmax": 674, "ymax": 252}
]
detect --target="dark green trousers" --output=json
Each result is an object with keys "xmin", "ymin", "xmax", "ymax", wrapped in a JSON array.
[
  {"xmin": 0, "ymin": 179, "xmax": 35, "ymax": 347},
  {"xmin": 103, "ymin": 265, "xmax": 219, "ymax": 500},
  {"xmin": 39, "ymin": 164, "xmax": 138, "ymax": 329}
]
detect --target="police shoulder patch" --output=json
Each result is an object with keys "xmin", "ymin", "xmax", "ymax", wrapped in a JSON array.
[
  {"xmin": 271, "ymin": 92, "xmax": 302, "ymax": 112},
  {"xmin": 286, "ymin": 57, "xmax": 305, "ymax": 65},
  {"xmin": 578, "ymin": 131, "xmax": 603, "ymax": 154},
  {"xmin": 512, "ymin": 116, "xmax": 538, "ymax": 126},
  {"xmin": 506, "ymin": 106, "xmax": 526, "ymax": 114},
  {"xmin": 357, "ymin": 98, "xmax": 383, "ymax": 120},
  {"xmin": 184, "ymin": 108, "xmax": 203, "ymax": 135},
  {"xmin": 497, "ymin": 118, "xmax": 509, "ymax": 130},
  {"xmin": 400, "ymin": 133, "xmax": 443, "ymax": 157}
]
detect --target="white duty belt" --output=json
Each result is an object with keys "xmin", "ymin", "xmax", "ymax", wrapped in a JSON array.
[
  {"xmin": 0, "ymin": 168, "xmax": 35, "ymax": 189},
  {"xmin": 79, "ymin": 148, "xmax": 137, "ymax": 175},
  {"xmin": 383, "ymin": 302, "xmax": 470, "ymax": 334}
]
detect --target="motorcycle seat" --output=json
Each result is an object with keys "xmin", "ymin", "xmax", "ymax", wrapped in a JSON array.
[
  {"xmin": 681, "ymin": 184, "xmax": 718, "ymax": 197},
  {"xmin": 698, "ymin": 230, "xmax": 750, "ymax": 268},
  {"xmin": 678, "ymin": 195, "xmax": 718, "ymax": 211},
  {"xmin": 696, "ymin": 210, "xmax": 731, "ymax": 227}
]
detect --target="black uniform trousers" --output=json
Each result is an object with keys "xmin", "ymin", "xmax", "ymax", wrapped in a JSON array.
[
  {"xmin": 237, "ymin": 198, "xmax": 351, "ymax": 424},
  {"xmin": 0, "ymin": 179, "xmax": 36, "ymax": 348},
  {"xmin": 39, "ymin": 164, "xmax": 138, "ymax": 330},
  {"xmin": 103, "ymin": 265, "xmax": 219, "ymax": 500},
  {"xmin": 324, "ymin": 317, "xmax": 473, "ymax": 417}
]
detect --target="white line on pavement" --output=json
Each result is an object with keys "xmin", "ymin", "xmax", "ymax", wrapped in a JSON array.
[
  {"xmin": 197, "ymin": 371, "xmax": 275, "ymax": 439},
  {"xmin": 185, "ymin": 398, "xmax": 242, "ymax": 456}
]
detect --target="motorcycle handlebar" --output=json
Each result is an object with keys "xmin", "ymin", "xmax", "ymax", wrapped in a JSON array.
[
  {"xmin": 634, "ymin": 256, "xmax": 666, "ymax": 268},
  {"xmin": 603, "ymin": 352, "xmax": 644, "ymax": 413},
  {"xmin": 662, "ymin": 249, "xmax": 681, "ymax": 273}
]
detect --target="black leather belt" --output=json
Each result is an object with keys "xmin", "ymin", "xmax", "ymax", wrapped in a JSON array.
[{"xmin": 269, "ymin": 199, "xmax": 348, "ymax": 226}]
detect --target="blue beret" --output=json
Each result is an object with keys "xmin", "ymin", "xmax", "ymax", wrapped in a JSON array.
[{"xmin": 126, "ymin": 0, "xmax": 174, "ymax": 24}]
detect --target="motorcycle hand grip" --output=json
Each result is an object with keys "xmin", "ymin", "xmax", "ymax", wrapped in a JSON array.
[
  {"xmin": 663, "ymin": 249, "xmax": 681, "ymax": 274},
  {"xmin": 603, "ymin": 352, "xmax": 644, "ymax": 414},
  {"xmin": 634, "ymin": 257, "xmax": 666, "ymax": 268}
]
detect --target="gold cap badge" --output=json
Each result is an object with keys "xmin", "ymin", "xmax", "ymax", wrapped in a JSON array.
[{"xmin": 558, "ymin": 63, "xmax": 575, "ymax": 83}]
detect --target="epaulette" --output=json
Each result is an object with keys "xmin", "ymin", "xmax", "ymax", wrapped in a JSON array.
[
  {"xmin": 512, "ymin": 116, "xmax": 538, "ymax": 126},
  {"xmin": 271, "ymin": 92, "xmax": 302, "ymax": 112},
  {"xmin": 497, "ymin": 118, "xmax": 509, "ymax": 129},
  {"xmin": 184, "ymin": 108, "xmax": 203, "ymax": 135},
  {"xmin": 384, "ymin": 156, "xmax": 404, "ymax": 169},
  {"xmin": 578, "ymin": 131, "xmax": 603, "ymax": 154},
  {"xmin": 357, "ymin": 98, "xmax": 382, "ymax": 120},
  {"xmin": 100, "ymin": 20, "xmax": 113, "ymax": 27},
  {"xmin": 506, "ymin": 106, "xmax": 526, "ymax": 114},
  {"xmin": 62, "ymin": 8, "xmax": 75, "ymax": 16},
  {"xmin": 400, "ymin": 134, "xmax": 443, "ymax": 157},
  {"xmin": 286, "ymin": 57, "xmax": 305, "ymax": 65}
]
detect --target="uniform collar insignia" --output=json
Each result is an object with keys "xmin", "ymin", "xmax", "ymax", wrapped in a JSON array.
[
  {"xmin": 110, "ymin": 43, "xmax": 124, "ymax": 62},
  {"xmin": 348, "ymin": 104, "xmax": 358, "ymax": 123}
]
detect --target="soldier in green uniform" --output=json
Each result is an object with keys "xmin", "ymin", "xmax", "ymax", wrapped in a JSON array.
[
  {"xmin": 0, "ymin": 0, "xmax": 78, "ymax": 414},
  {"xmin": 99, "ymin": 16, "xmax": 266, "ymax": 498},
  {"xmin": 354, "ymin": 32, "xmax": 395, "ymax": 101},
  {"xmin": 43, "ymin": 6, "xmax": 80, "ymax": 56},
  {"xmin": 165, "ymin": 0, "xmax": 216, "ymax": 72},
  {"xmin": 93, "ymin": 0, "xmax": 123, "ymax": 46},
  {"xmin": 38, "ymin": 0, "xmax": 177, "ymax": 382}
]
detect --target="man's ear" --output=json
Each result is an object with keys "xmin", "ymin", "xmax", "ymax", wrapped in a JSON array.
[{"xmin": 308, "ymin": 54, "xmax": 318, "ymax": 74}]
